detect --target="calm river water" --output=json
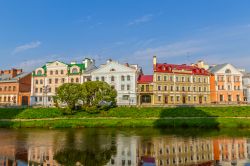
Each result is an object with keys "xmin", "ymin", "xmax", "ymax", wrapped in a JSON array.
[{"xmin": 0, "ymin": 128, "xmax": 250, "ymax": 166}]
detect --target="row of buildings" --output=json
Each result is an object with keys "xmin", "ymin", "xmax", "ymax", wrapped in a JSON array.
[{"xmin": 0, "ymin": 56, "xmax": 250, "ymax": 106}]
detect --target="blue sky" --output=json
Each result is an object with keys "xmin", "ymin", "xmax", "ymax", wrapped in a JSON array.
[{"xmin": 1, "ymin": 0, "xmax": 250, "ymax": 73}]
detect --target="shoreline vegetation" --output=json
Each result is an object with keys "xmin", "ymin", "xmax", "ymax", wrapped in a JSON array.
[{"xmin": 0, "ymin": 106, "xmax": 250, "ymax": 128}]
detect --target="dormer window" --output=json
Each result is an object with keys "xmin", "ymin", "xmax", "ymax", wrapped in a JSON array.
[
  {"xmin": 37, "ymin": 70, "xmax": 42, "ymax": 75},
  {"xmin": 110, "ymin": 68, "xmax": 116, "ymax": 72},
  {"xmin": 72, "ymin": 68, "xmax": 78, "ymax": 74},
  {"xmin": 225, "ymin": 69, "xmax": 231, "ymax": 74}
]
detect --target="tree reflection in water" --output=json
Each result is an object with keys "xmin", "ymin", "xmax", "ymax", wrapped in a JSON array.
[{"xmin": 54, "ymin": 129, "xmax": 117, "ymax": 166}]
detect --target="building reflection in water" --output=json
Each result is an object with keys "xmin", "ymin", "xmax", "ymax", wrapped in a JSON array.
[{"xmin": 0, "ymin": 129, "xmax": 250, "ymax": 166}]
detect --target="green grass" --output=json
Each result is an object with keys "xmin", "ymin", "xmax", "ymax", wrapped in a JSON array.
[
  {"xmin": 0, "ymin": 106, "xmax": 250, "ymax": 119},
  {"xmin": 0, "ymin": 106, "xmax": 250, "ymax": 128},
  {"xmin": 1, "ymin": 117, "xmax": 250, "ymax": 129}
]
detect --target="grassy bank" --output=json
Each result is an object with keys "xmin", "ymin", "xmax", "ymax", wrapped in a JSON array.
[
  {"xmin": 0, "ymin": 106, "xmax": 250, "ymax": 128},
  {"xmin": 1, "ymin": 118, "xmax": 250, "ymax": 129},
  {"xmin": 0, "ymin": 106, "xmax": 250, "ymax": 119}
]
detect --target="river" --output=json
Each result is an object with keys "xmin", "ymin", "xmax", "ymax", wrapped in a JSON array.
[{"xmin": 0, "ymin": 128, "xmax": 250, "ymax": 166}]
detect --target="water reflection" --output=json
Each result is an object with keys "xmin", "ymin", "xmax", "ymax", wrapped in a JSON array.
[{"xmin": 0, "ymin": 128, "xmax": 250, "ymax": 166}]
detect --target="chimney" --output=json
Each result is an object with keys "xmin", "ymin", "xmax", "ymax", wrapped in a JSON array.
[
  {"xmin": 17, "ymin": 69, "xmax": 23, "ymax": 75},
  {"xmin": 153, "ymin": 56, "xmax": 157, "ymax": 69},
  {"xmin": 10, "ymin": 69, "xmax": 18, "ymax": 78}
]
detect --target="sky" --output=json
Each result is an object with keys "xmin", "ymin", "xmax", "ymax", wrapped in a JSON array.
[{"xmin": 1, "ymin": 0, "xmax": 250, "ymax": 74}]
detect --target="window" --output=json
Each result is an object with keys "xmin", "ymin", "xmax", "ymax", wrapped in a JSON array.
[
  {"xmin": 171, "ymin": 96, "xmax": 174, "ymax": 102},
  {"xmin": 55, "ymin": 70, "xmax": 58, "ymax": 75},
  {"xmin": 96, "ymin": 77, "xmax": 99, "ymax": 81},
  {"xmin": 101, "ymin": 76, "xmax": 105, "ymax": 81},
  {"xmin": 164, "ymin": 86, "xmax": 167, "ymax": 91},
  {"xmin": 76, "ymin": 78, "xmax": 79, "ymax": 83},
  {"xmin": 55, "ymin": 87, "xmax": 58, "ymax": 93},
  {"xmin": 158, "ymin": 96, "xmax": 161, "ymax": 102},
  {"xmin": 37, "ymin": 70, "xmax": 42, "ymax": 75},
  {"xmin": 158, "ymin": 76, "xmax": 161, "ymax": 81},
  {"xmin": 72, "ymin": 68, "xmax": 78, "ymax": 74},
  {"xmin": 182, "ymin": 77, "xmax": 185, "ymax": 82},
  {"xmin": 141, "ymin": 85, "xmax": 144, "ymax": 91},
  {"xmin": 170, "ymin": 86, "xmax": 173, "ymax": 91},
  {"xmin": 228, "ymin": 95, "xmax": 232, "ymax": 102},
  {"xmin": 71, "ymin": 78, "xmax": 74, "ymax": 83},
  {"xmin": 121, "ymin": 85, "xmax": 125, "ymax": 90},
  {"xmin": 48, "ymin": 88, "xmax": 51, "ymax": 93},
  {"xmin": 35, "ymin": 88, "xmax": 38, "ymax": 93},
  {"xmin": 237, "ymin": 95, "xmax": 240, "ymax": 102},
  {"xmin": 122, "ymin": 95, "xmax": 129, "ymax": 100},
  {"xmin": 127, "ymin": 75, "xmax": 130, "ymax": 81},
  {"xmin": 176, "ymin": 86, "xmax": 179, "ymax": 91},
  {"xmin": 13, "ymin": 86, "xmax": 16, "ymax": 91},
  {"xmin": 61, "ymin": 78, "xmax": 65, "ymax": 83},
  {"xmin": 55, "ymin": 78, "xmax": 58, "ymax": 84},
  {"xmin": 48, "ymin": 96, "xmax": 52, "ymax": 102},
  {"xmin": 170, "ymin": 76, "xmax": 173, "ymax": 81},
  {"xmin": 49, "ymin": 79, "xmax": 52, "ymax": 84},
  {"xmin": 158, "ymin": 86, "xmax": 161, "ymax": 91},
  {"xmin": 127, "ymin": 85, "xmax": 130, "ymax": 90},
  {"xmin": 164, "ymin": 76, "xmax": 167, "ymax": 81},
  {"xmin": 182, "ymin": 86, "xmax": 185, "ymax": 92},
  {"xmin": 40, "ymin": 88, "xmax": 43, "ymax": 93},
  {"xmin": 194, "ymin": 96, "xmax": 197, "ymax": 101},
  {"xmin": 220, "ymin": 95, "xmax": 223, "ymax": 102},
  {"xmin": 199, "ymin": 87, "xmax": 201, "ymax": 92},
  {"xmin": 61, "ymin": 70, "xmax": 64, "ymax": 74},
  {"xmin": 177, "ymin": 96, "xmax": 180, "ymax": 102},
  {"xmin": 176, "ymin": 76, "xmax": 179, "ymax": 82},
  {"xmin": 111, "ymin": 76, "xmax": 115, "ymax": 82},
  {"xmin": 146, "ymin": 85, "xmax": 149, "ymax": 91},
  {"xmin": 34, "ymin": 97, "xmax": 37, "ymax": 102},
  {"xmin": 39, "ymin": 97, "xmax": 42, "ymax": 102},
  {"xmin": 40, "ymin": 79, "xmax": 43, "ymax": 84},
  {"xmin": 35, "ymin": 80, "xmax": 38, "ymax": 84},
  {"xmin": 121, "ymin": 75, "xmax": 125, "ymax": 81},
  {"xmin": 50, "ymin": 71, "xmax": 53, "ymax": 75}
]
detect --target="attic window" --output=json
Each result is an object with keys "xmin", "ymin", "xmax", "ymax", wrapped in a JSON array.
[
  {"xmin": 225, "ymin": 69, "xmax": 231, "ymax": 74},
  {"xmin": 37, "ymin": 70, "xmax": 42, "ymax": 75},
  {"xmin": 110, "ymin": 68, "xmax": 116, "ymax": 72},
  {"xmin": 72, "ymin": 68, "xmax": 78, "ymax": 74}
]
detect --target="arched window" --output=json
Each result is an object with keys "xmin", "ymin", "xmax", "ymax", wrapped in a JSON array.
[
  {"xmin": 55, "ymin": 70, "xmax": 58, "ymax": 75},
  {"xmin": 37, "ymin": 70, "xmax": 42, "ymax": 75},
  {"xmin": 76, "ymin": 78, "xmax": 79, "ymax": 83},
  {"xmin": 72, "ymin": 68, "xmax": 78, "ymax": 74},
  {"xmin": 225, "ymin": 69, "xmax": 231, "ymax": 74},
  {"xmin": 71, "ymin": 78, "xmax": 74, "ymax": 83},
  {"xmin": 121, "ymin": 75, "xmax": 125, "ymax": 81},
  {"xmin": 111, "ymin": 76, "xmax": 115, "ymax": 82}
]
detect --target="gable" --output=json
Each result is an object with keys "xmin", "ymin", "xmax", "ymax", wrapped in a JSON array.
[
  {"xmin": 214, "ymin": 64, "xmax": 242, "ymax": 75},
  {"xmin": 46, "ymin": 61, "xmax": 68, "ymax": 68},
  {"xmin": 91, "ymin": 61, "xmax": 136, "ymax": 74}
]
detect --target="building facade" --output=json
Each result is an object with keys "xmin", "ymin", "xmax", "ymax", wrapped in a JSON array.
[
  {"xmin": 209, "ymin": 64, "xmax": 244, "ymax": 104},
  {"xmin": 0, "ymin": 69, "xmax": 31, "ymax": 106},
  {"xmin": 243, "ymin": 73, "xmax": 250, "ymax": 103},
  {"xmin": 91, "ymin": 60, "xmax": 141, "ymax": 106},
  {"xmin": 31, "ymin": 58, "xmax": 95, "ymax": 106},
  {"xmin": 137, "ymin": 75, "xmax": 154, "ymax": 105},
  {"xmin": 152, "ymin": 56, "xmax": 211, "ymax": 105}
]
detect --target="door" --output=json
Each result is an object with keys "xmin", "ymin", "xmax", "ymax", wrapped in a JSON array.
[
  {"xmin": 164, "ymin": 95, "xmax": 168, "ymax": 104},
  {"xmin": 199, "ymin": 96, "xmax": 202, "ymax": 104},
  {"xmin": 22, "ymin": 96, "xmax": 28, "ymax": 106},
  {"xmin": 182, "ymin": 96, "xmax": 186, "ymax": 104}
]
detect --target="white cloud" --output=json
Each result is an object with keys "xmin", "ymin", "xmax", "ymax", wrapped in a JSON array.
[
  {"xmin": 128, "ymin": 14, "xmax": 153, "ymax": 26},
  {"xmin": 132, "ymin": 40, "xmax": 204, "ymax": 60},
  {"xmin": 12, "ymin": 41, "xmax": 41, "ymax": 54}
]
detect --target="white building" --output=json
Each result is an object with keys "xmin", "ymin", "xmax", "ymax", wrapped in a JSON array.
[
  {"xmin": 91, "ymin": 60, "xmax": 141, "ymax": 106},
  {"xmin": 243, "ymin": 72, "xmax": 250, "ymax": 103},
  {"xmin": 31, "ymin": 58, "xmax": 95, "ymax": 106}
]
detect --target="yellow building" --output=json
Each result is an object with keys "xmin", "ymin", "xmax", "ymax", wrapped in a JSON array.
[
  {"xmin": 152, "ymin": 56, "xmax": 211, "ymax": 105},
  {"xmin": 137, "ymin": 75, "xmax": 154, "ymax": 105}
]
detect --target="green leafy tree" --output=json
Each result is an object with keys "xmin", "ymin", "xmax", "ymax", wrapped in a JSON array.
[
  {"xmin": 81, "ymin": 81, "xmax": 117, "ymax": 107},
  {"xmin": 56, "ymin": 83, "xmax": 82, "ymax": 112}
]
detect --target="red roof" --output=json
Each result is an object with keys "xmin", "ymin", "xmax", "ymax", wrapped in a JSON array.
[
  {"xmin": 154, "ymin": 63, "xmax": 210, "ymax": 76},
  {"xmin": 138, "ymin": 75, "xmax": 153, "ymax": 83}
]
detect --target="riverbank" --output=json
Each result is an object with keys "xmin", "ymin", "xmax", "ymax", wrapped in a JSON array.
[{"xmin": 0, "ymin": 106, "xmax": 250, "ymax": 128}]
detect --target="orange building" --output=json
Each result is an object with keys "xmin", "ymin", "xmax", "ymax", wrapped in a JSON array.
[
  {"xmin": 0, "ymin": 69, "xmax": 31, "ymax": 106},
  {"xmin": 209, "ymin": 64, "xmax": 244, "ymax": 104}
]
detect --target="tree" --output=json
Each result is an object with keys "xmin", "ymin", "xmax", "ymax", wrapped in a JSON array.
[
  {"xmin": 56, "ymin": 83, "xmax": 82, "ymax": 112},
  {"xmin": 81, "ymin": 81, "xmax": 117, "ymax": 108}
]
